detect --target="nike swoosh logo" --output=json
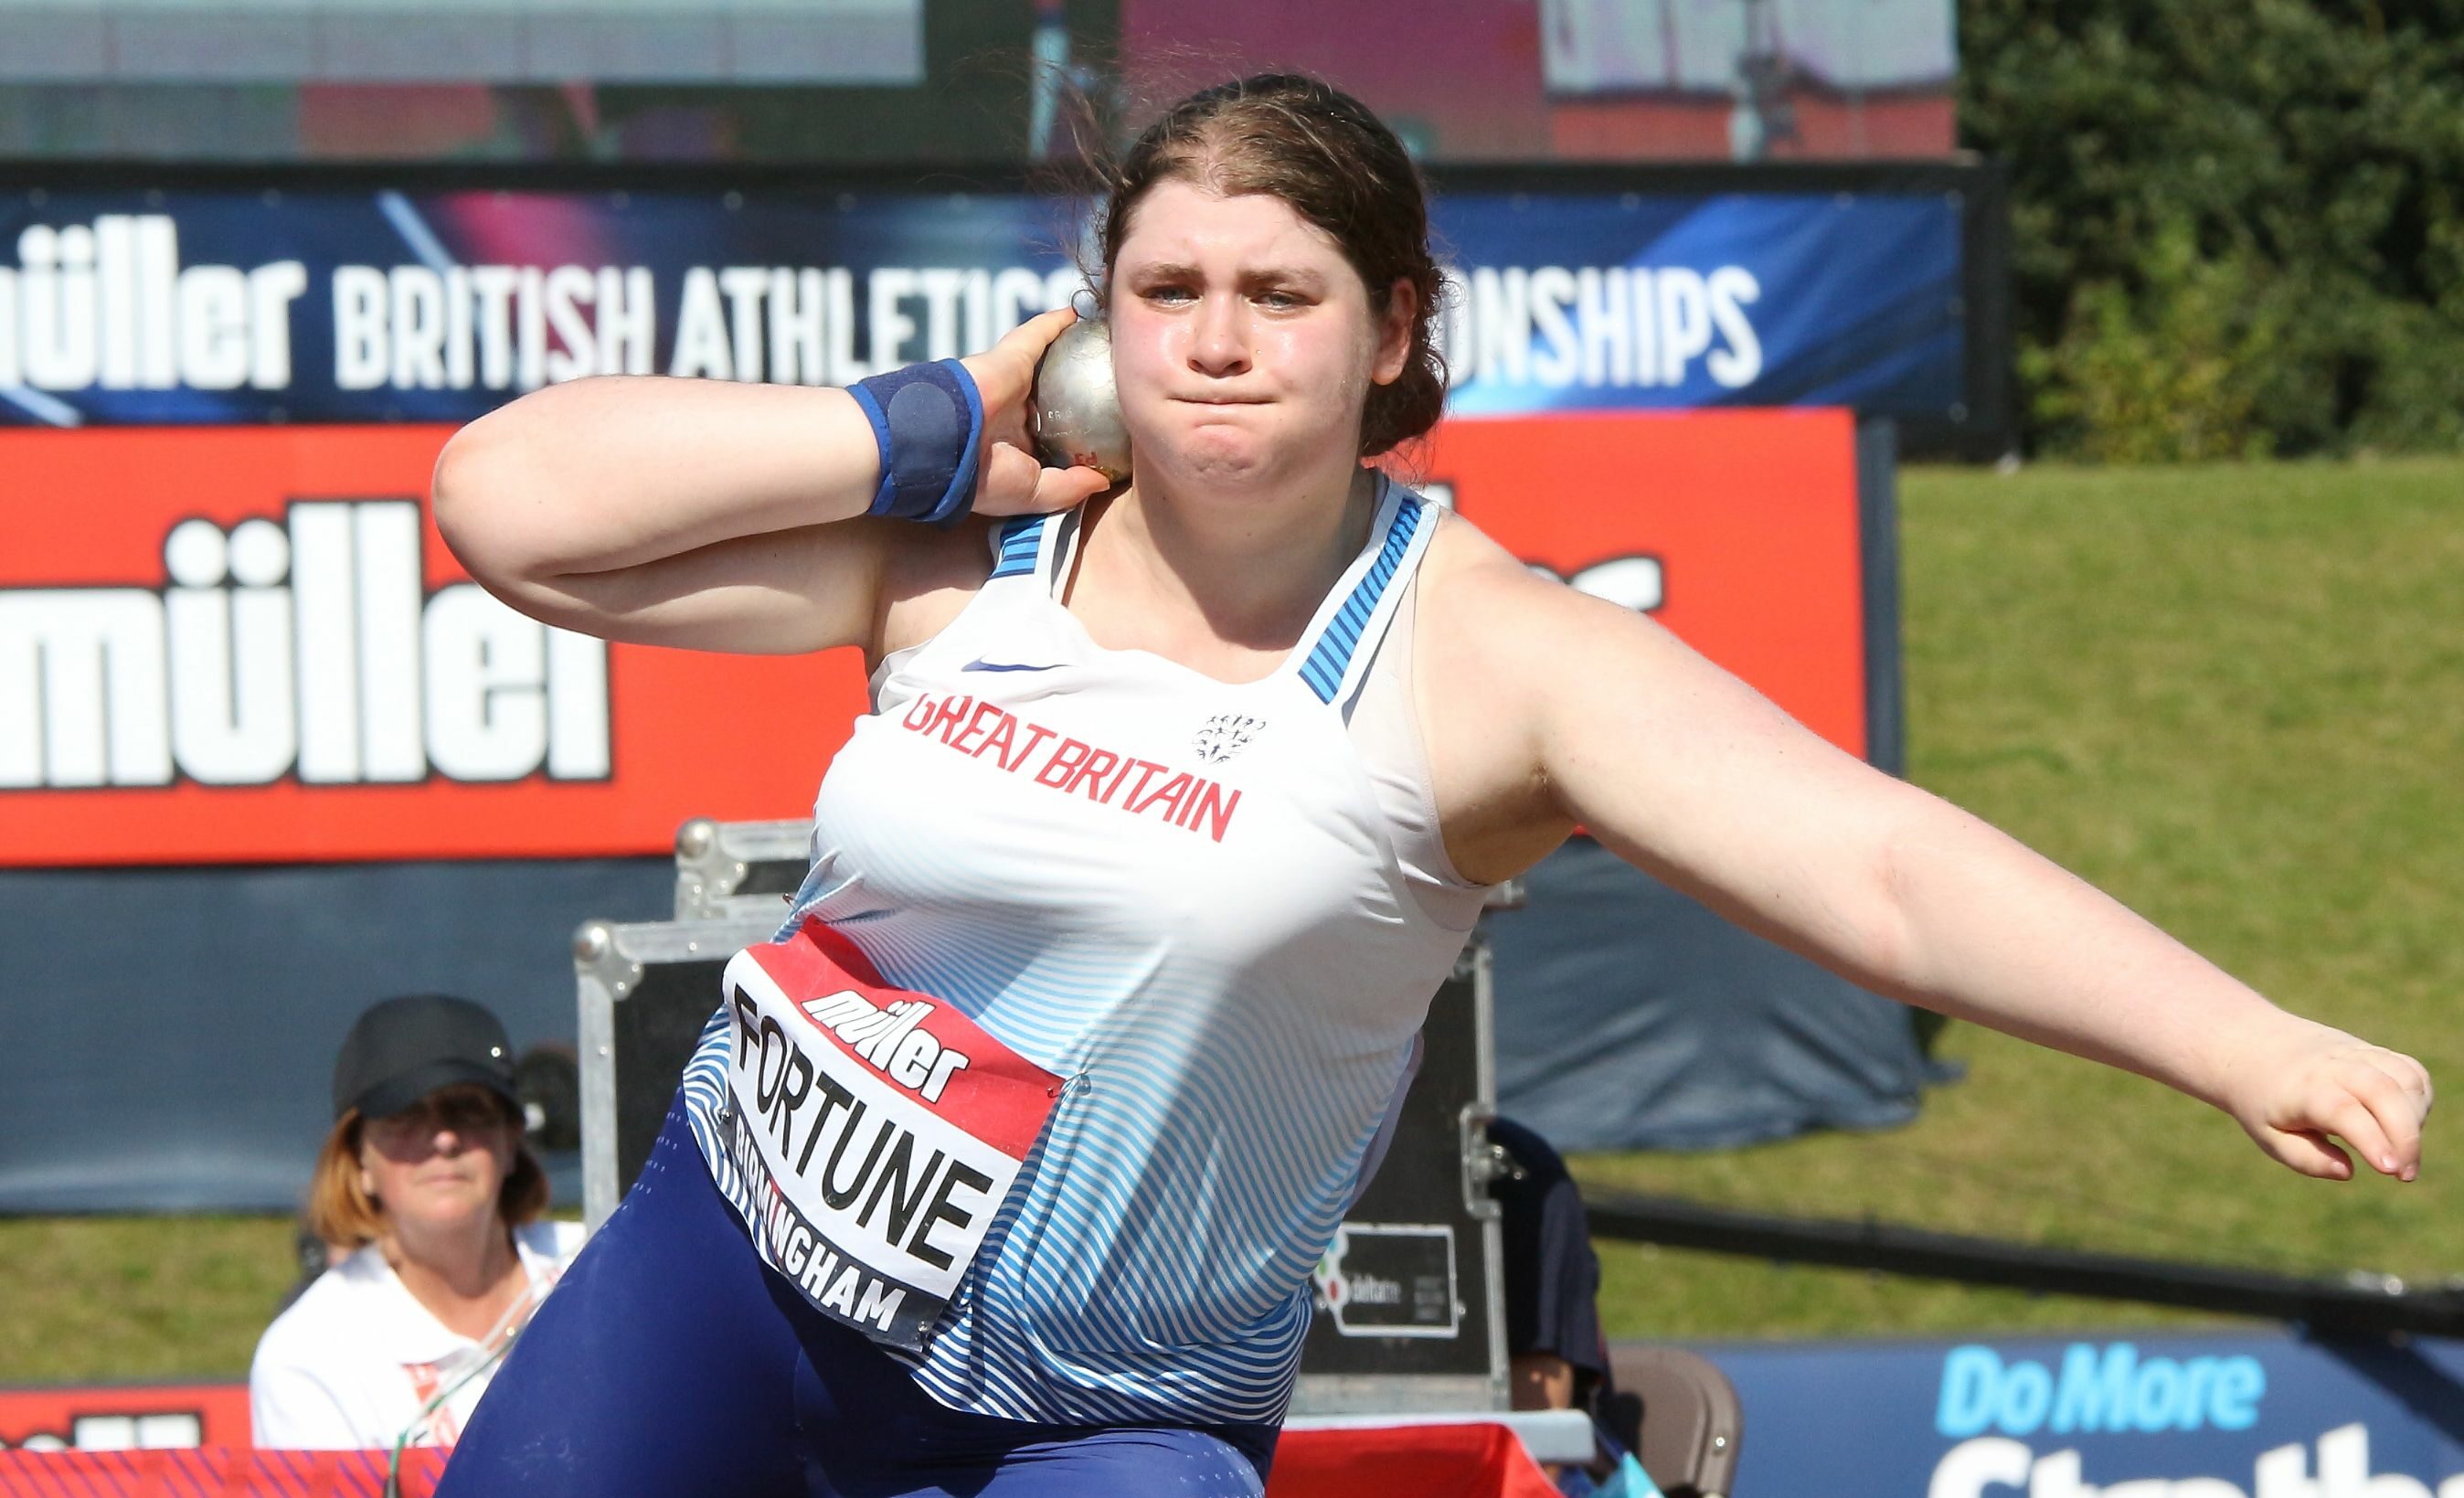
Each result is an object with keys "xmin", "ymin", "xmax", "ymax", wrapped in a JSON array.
[{"xmin": 960, "ymin": 659, "xmax": 1065, "ymax": 673}]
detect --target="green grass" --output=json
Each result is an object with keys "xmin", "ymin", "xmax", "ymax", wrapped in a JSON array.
[
  {"xmin": 0, "ymin": 1216, "xmax": 300, "ymax": 1383},
  {"xmin": 1583, "ymin": 454, "xmax": 2464, "ymax": 1342},
  {"xmin": 6, "ymin": 456, "xmax": 2460, "ymax": 1381}
]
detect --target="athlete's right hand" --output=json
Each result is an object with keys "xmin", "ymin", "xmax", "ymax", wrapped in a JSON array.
[
  {"xmin": 2221, "ymin": 1018, "xmax": 2432, "ymax": 1183},
  {"xmin": 961, "ymin": 308, "xmax": 1116, "ymax": 516}
]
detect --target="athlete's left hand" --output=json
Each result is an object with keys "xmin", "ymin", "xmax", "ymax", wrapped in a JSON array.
[
  {"xmin": 2221, "ymin": 1020, "xmax": 2432, "ymax": 1181},
  {"xmin": 961, "ymin": 308, "xmax": 1115, "ymax": 517}
]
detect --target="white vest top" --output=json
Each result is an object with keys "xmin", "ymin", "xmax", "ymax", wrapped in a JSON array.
[{"xmin": 681, "ymin": 477, "xmax": 1490, "ymax": 1426}]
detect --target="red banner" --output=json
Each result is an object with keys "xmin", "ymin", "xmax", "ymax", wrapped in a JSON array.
[
  {"xmin": 0, "ymin": 1424, "xmax": 1550, "ymax": 1496},
  {"xmin": 0, "ymin": 1382, "xmax": 251, "ymax": 1452},
  {"xmin": 0, "ymin": 411, "xmax": 1866, "ymax": 866},
  {"xmin": 1, "ymin": 425, "xmax": 864, "ymax": 866},
  {"xmin": 1419, "ymin": 408, "xmax": 1868, "ymax": 760}
]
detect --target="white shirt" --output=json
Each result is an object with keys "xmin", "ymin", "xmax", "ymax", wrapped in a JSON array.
[
  {"xmin": 250, "ymin": 1219, "xmax": 584, "ymax": 1450},
  {"xmin": 678, "ymin": 483, "xmax": 1491, "ymax": 1426}
]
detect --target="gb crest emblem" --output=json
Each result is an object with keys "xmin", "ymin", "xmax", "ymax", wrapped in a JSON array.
[{"xmin": 1193, "ymin": 713, "xmax": 1265, "ymax": 764}]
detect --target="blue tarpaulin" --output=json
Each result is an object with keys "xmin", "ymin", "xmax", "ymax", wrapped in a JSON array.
[{"xmin": 0, "ymin": 842, "xmax": 1938, "ymax": 1212}]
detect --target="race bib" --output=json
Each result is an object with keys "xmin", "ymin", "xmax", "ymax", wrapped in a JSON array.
[{"xmin": 717, "ymin": 918, "xmax": 1063, "ymax": 1352}]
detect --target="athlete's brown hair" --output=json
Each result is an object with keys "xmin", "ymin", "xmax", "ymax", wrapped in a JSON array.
[{"xmin": 1098, "ymin": 73, "xmax": 1448, "ymax": 458}]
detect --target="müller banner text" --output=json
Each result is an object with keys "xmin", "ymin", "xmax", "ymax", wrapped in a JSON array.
[
  {"xmin": 0, "ymin": 410, "xmax": 1869, "ymax": 866},
  {"xmin": 0, "ymin": 185, "xmax": 1967, "ymax": 430}
]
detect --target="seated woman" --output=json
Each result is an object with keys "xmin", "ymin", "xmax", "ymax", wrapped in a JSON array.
[
  {"xmin": 1492, "ymin": 1116, "xmax": 1628, "ymax": 1493},
  {"xmin": 250, "ymin": 993, "xmax": 584, "ymax": 1450}
]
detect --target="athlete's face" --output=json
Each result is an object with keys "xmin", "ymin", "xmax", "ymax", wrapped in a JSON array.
[
  {"xmin": 1108, "ymin": 180, "xmax": 1415, "ymax": 494},
  {"xmin": 358, "ymin": 1084, "xmax": 517, "ymax": 1236}
]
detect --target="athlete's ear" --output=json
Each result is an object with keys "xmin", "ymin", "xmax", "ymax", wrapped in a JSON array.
[{"xmin": 1371, "ymin": 278, "xmax": 1417, "ymax": 387}]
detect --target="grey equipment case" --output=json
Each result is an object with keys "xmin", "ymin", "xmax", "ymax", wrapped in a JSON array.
[
  {"xmin": 575, "ymin": 819, "xmax": 1533, "ymax": 1424},
  {"xmin": 672, "ymin": 816, "xmax": 812, "ymax": 923},
  {"xmin": 573, "ymin": 912, "xmax": 779, "ymax": 1229}
]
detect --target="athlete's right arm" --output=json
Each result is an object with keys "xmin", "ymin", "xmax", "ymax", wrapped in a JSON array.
[{"xmin": 431, "ymin": 308, "xmax": 1109, "ymax": 656}]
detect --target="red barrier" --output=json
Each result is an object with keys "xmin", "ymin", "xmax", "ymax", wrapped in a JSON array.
[
  {"xmin": 0, "ymin": 1424, "xmax": 1555, "ymax": 1496},
  {"xmin": 1274, "ymin": 1422, "xmax": 1564, "ymax": 1497},
  {"xmin": 0, "ymin": 1447, "xmax": 442, "ymax": 1495}
]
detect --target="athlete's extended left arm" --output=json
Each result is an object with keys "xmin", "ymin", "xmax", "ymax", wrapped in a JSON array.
[{"xmin": 1482, "ymin": 569, "xmax": 2431, "ymax": 1182}]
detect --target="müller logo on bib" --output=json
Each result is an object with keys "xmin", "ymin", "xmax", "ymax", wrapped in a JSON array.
[
  {"xmin": 721, "ymin": 919, "xmax": 1063, "ymax": 1352},
  {"xmin": 797, "ymin": 989, "xmax": 972, "ymax": 1104}
]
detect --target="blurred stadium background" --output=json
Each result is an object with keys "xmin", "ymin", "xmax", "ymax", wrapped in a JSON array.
[{"xmin": 3, "ymin": 2, "xmax": 2460, "ymax": 1492}]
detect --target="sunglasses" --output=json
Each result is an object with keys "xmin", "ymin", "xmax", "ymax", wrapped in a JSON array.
[{"xmin": 364, "ymin": 1086, "xmax": 516, "ymax": 1145}]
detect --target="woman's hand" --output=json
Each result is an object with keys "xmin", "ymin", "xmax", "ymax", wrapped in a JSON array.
[
  {"xmin": 961, "ymin": 308, "xmax": 1115, "ymax": 517},
  {"xmin": 2222, "ymin": 1020, "xmax": 2433, "ymax": 1182}
]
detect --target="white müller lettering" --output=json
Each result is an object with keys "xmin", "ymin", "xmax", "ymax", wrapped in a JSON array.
[
  {"xmin": 165, "ymin": 516, "xmax": 295, "ymax": 784},
  {"xmin": 800, "ymin": 989, "xmax": 973, "ymax": 1102},
  {"xmin": 0, "ymin": 217, "xmax": 305, "ymax": 393},
  {"xmin": 0, "ymin": 500, "xmax": 611, "ymax": 790},
  {"xmin": 0, "ymin": 591, "xmax": 169, "ymax": 788}
]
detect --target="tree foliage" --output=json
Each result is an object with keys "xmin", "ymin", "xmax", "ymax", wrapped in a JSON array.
[{"xmin": 1962, "ymin": 0, "xmax": 2464, "ymax": 458}]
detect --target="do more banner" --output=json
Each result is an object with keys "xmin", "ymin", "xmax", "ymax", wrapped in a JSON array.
[{"xmin": 1706, "ymin": 1330, "xmax": 2464, "ymax": 1497}]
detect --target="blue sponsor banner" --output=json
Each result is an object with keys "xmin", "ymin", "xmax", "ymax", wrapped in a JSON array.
[
  {"xmin": 0, "ymin": 175, "xmax": 1975, "ymax": 433},
  {"xmin": 1698, "ymin": 1330, "xmax": 2464, "ymax": 1497},
  {"xmin": 1437, "ymin": 192, "xmax": 1960, "ymax": 419}
]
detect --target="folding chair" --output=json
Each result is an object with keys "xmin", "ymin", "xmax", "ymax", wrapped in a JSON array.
[{"xmin": 1604, "ymin": 1344, "xmax": 1744, "ymax": 1498}]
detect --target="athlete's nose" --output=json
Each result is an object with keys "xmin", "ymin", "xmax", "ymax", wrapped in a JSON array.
[{"xmin": 1186, "ymin": 295, "xmax": 1250, "ymax": 378}]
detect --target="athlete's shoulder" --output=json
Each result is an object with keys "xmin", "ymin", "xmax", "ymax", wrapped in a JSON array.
[
  {"xmin": 1412, "ymin": 504, "xmax": 1568, "ymax": 622},
  {"xmin": 1410, "ymin": 498, "xmax": 1672, "ymax": 727}
]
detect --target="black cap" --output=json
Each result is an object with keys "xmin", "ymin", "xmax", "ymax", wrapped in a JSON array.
[{"xmin": 333, "ymin": 994, "xmax": 518, "ymax": 1121}]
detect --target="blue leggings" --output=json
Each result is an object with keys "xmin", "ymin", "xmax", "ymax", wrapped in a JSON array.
[{"xmin": 437, "ymin": 1108, "xmax": 1277, "ymax": 1498}]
